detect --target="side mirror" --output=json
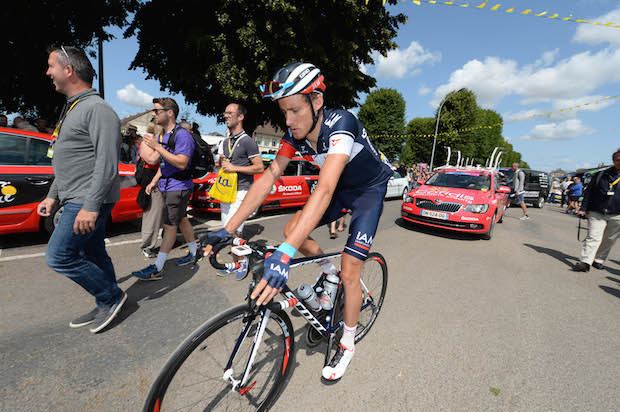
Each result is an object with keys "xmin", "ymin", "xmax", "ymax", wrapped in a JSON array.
[
  {"xmin": 417, "ymin": 178, "xmax": 425, "ymax": 185},
  {"xmin": 497, "ymin": 186, "xmax": 511, "ymax": 194}
]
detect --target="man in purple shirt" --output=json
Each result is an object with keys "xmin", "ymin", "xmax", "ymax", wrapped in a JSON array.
[{"xmin": 132, "ymin": 97, "xmax": 198, "ymax": 280}]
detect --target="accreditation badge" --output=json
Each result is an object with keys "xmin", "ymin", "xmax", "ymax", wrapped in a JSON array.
[{"xmin": 47, "ymin": 140, "xmax": 55, "ymax": 158}]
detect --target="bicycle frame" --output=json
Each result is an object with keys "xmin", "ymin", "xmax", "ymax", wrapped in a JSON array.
[{"xmin": 221, "ymin": 247, "xmax": 378, "ymax": 391}]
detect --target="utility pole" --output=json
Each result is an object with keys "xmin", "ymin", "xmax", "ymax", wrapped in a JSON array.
[{"xmin": 98, "ymin": 37, "xmax": 105, "ymax": 99}]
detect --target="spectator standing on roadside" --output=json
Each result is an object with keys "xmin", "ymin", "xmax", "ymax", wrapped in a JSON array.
[
  {"xmin": 566, "ymin": 176, "xmax": 583, "ymax": 214},
  {"xmin": 512, "ymin": 162, "xmax": 529, "ymax": 220},
  {"xmin": 37, "ymin": 46, "xmax": 126, "ymax": 333},
  {"xmin": 560, "ymin": 177, "xmax": 572, "ymax": 208},
  {"xmin": 12, "ymin": 116, "xmax": 24, "ymax": 128},
  {"xmin": 137, "ymin": 123, "xmax": 165, "ymax": 258},
  {"xmin": 573, "ymin": 149, "xmax": 620, "ymax": 272},
  {"xmin": 126, "ymin": 124, "xmax": 141, "ymax": 164},
  {"xmin": 213, "ymin": 103, "xmax": 263, "ymax": 280},
  {"xmin": 0, "ymin": 114, "xmax": 7, "ymax": 127},
  {"xmin": 131, "ymin": 97, "xmax": 199, "ymax": 281}
]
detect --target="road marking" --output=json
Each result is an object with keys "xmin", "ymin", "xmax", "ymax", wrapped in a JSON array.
[
  {"xmin": 0, "ymin": 213, "xmax": 289, "ymax": 263},
  {"xmin": 0, "ymin": 252, "xmax": 46, "ymax": 263}
]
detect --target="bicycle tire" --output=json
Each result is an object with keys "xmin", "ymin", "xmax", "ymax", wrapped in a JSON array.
[
  {"xmin": 353, "ymin": 252, "xmax": 388, "ymax": 343},
  {"xmin": 143, "ymin": 304, "xmax": 295, "ymax": 412}
]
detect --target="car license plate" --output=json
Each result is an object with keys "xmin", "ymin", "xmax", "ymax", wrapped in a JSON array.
[{"xmin": 421, "ymin": 210, "xmax": 449, "ymax": 220}]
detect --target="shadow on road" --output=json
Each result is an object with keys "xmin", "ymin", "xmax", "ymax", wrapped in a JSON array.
[
  {"xmin": 395, "ymin": 218, "xmax": 480, "ymax": 241},
  {"xmin": 109, "ymin": 258, "xmax": 200, "ymax": 331},
  {"xmin": 599, "ymin": 285, "xmax": 620, "ymax": 300},
  {"xmin": 523, "ymin": 243, "xmax": 578, "ymax": 269},
  {"xmin": 606, "ymin": 276, "xmax": 620, "ymax": 285}
]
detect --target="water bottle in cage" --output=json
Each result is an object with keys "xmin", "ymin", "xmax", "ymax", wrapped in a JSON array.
[
  {"xmin": 296, "ymin": 284, "xmax": 321, "ymax": 312},
  {"xmin": 319, "ymin": 273, "xmax": 339, "ymax": 311}
]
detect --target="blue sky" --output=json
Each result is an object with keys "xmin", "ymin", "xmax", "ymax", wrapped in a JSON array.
[{"xmin": 93, "ymin": 0, "xmax": 620, "ymax": 172}]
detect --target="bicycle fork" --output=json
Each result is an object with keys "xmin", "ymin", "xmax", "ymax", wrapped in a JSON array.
[{"xmin": 222, "ymin": 309, "xmax": 272, "ymax": 392}]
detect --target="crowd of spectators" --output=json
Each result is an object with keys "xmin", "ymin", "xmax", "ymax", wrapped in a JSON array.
[{"xmin": 0, "ymin": 113, "xmax": 55, "ymax": 134}]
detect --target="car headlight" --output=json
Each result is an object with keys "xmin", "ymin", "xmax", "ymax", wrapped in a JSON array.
[
  {"xmin": 464, "ymin": 204, "xmax": 489, "ymax": 213},
  {"xmin": 404, "ymin": 196, "xmax": 413, "ymax": 203}
]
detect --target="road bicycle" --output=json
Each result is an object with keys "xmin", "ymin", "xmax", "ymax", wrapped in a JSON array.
[{"xmin": 143, "ymin": 237, "xmax": 388, "ymax": 412}]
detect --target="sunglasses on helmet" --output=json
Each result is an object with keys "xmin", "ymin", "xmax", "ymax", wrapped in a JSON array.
[{"xmin": 259, "ymin": 80, "xmax": 294, "ymax": 99}]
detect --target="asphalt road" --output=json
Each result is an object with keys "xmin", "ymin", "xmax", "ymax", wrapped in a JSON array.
[{"xmin": 1, "ymin": 201, "xmax": 619, "ymax": 412}]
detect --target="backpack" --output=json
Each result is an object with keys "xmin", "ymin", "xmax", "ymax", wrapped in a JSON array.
[{"xmin": 165, "ymin": 126, "xmax": 215, "ymax": 179}]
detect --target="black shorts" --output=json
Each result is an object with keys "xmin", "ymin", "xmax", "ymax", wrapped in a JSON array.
[
  {"xmin": 162, "ymin": 190, "xmax": 191, "ymax": 226},
  {"xmin": 569, "ymin": 195, "xmax": 581, "ymax": 202},
  {"xmin": 318, "ymin": 182, "xmax": 388, "ymax": 261}
]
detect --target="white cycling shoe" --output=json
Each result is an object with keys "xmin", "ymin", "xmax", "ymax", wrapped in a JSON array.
[{"xmin": 321, "ymin": 343, "xmax": 355, "ymax": 381}]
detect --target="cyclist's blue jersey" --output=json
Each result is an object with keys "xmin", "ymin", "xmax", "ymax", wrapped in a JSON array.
[{"xmin": 277, "ymin": 108, "xmax": 393, "ymax": 190}]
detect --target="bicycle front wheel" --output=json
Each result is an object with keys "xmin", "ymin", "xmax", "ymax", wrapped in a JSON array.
[{"xmin": 144, "ymin": 304, "xmax": 295, "ymax": 412}]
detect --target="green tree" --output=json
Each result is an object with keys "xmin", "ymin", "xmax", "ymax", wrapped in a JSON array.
[
  {"xmin": 127, "ymin": 0, "xmax": 406, "ymax": 133},
  {"xmin": 402, "ymin": 88, "xmax": 529, "ymax": 167},
  {"xmin": 1, "ymin": 1, "xmax": 138, "ymax": 119},
  {"xmin": 401, "ymin": 117, "xmax": 434, "ymax": 165},
  {"xmin": 358, "ymin": 88, "xmax": 406, "ymax": 161}
]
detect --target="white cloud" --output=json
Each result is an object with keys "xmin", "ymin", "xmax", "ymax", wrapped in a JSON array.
[
  {"xmin": 372, "ymin": 41, "xmax": 441, "ymax": 79},
  {"xmin": 433, "ymin": 57, "xmax": 519, "ymax": 107},
  {"xmin": 531, "ymin": 48, "xmax": 560, "ymax": 68},
  {"xmin": 116, "ymin": 84, "xmax": 154, "ymax": 108},
  {"xmin": 574, "ymin": 7, "xmax": 620, "ymax": 47},
  {"xmin": 521, "ymin": 119, "xmax": 595, "ymax": 141},
  {"xmin": 432, "ymin": 48, "xmax": 620, "ymax": 108},
  {"xmin": 418, "ymin": 86, "xmax": 432, "ymax": 96}
]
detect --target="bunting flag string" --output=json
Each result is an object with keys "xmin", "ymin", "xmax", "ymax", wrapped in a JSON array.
[
  {"xmin": 369, "ymin": 95, "xmax": 620, "ymax": 140},
  {"xmin": 366, "ymin": 0, "xmax": 620, "ymax": 30}
]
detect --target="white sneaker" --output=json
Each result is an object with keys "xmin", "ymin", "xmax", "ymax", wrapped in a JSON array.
[
  {"xmin": 519, "ymin": 215, "xmax": 530, "ymax": 220},
  {"xmin": 321, "ymin": 344, "xmax": 355, "ymax": 381}
]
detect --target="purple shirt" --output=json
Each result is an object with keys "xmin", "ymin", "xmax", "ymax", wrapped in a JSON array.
[{"xmin": 158, "ymin": 126, "xmax": 195, "ymax": 192}]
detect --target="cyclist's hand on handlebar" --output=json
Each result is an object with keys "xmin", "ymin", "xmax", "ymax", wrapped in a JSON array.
[
  {"xmin": 251, "ymin": 250, "xmax": 291, "ymax": 306},
  {"xmin": 202, "ymin": 228, "xmax": 232, "ymax": 256}
]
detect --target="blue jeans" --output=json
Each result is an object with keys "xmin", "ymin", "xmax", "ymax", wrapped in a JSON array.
[{"xmin": 46, "ymin": 202, "xmax": 122, "ymax": 307}]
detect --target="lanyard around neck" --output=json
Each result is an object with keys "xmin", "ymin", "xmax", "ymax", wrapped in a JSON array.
[{"xmin": 52, "ymin": 98, "xmax": 81, "ymax": 139}]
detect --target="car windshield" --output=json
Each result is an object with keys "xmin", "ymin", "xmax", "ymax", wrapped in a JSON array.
[{"xmin": 425, "ymin": 172, "xmax": 491, "ymax": 191}]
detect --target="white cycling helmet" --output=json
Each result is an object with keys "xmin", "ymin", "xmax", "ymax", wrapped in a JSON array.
[{"xmin": 260, "ymin": 62, "xmax": 326, "ymax": 101}]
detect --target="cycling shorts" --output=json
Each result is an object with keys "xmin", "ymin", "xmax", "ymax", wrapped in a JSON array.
[{"xmin": 318, "ymin": 182, "xmax": 387, "ymax": 260}]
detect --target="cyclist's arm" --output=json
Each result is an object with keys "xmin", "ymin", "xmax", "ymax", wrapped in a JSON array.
[
  {"xmin": 283, "ymin": 153, "xmax": 348, "ymax": 249},
  {"xmin": 223, "ymin": 155, "xmax": 289, "ymax": 233}
]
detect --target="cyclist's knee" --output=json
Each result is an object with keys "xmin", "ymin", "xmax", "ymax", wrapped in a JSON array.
[{"xmin": 340, "ymin": 254, "xmax": 363, "ymax": 286}]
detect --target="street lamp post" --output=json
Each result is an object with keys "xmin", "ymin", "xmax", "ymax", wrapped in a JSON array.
[{"xmin": 429, "ymin": 88, "xmax": 464, "ymax": 171}]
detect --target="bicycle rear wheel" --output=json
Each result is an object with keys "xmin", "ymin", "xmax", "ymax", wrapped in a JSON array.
[
  {"xmin": 143, "ymin": 304, "xmax": 295, "ymax": 412},
  {"xmin": 355, "ymin": 252, "xmax": 388, "ymax": 342}
]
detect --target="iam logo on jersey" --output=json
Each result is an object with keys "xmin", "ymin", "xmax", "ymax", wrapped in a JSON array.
[{"xmin": 353, "ymin": 231, "xmax": 373, "ymax": 251}]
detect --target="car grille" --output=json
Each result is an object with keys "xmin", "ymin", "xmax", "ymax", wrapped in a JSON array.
[
  {"xmin": 402, "ymin": 212, "xmax": 483, "ymax": 230},
  {"xmin": 415, "ymin": 198, "xmax": 461, "ymax": 213}
]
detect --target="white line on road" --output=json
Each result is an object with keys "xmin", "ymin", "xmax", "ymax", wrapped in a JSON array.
[{"xmin": 0, "ymin": 213, "xmax": 287, "ymax": 263}]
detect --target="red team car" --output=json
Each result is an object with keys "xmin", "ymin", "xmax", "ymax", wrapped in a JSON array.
[
  {"xmin": 401, "ymin": 166, "xmax": 511, "ymax": 240},
  {"xmin": 191, "ymin": 155, "xmax": 320, "ymax": 216},
  {"xmin": 0, "ymin": 127, "xmax": 143, "ymax": 235}
]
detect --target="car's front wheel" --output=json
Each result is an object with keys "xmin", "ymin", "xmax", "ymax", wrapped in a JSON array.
[
  {"xmin": 534, "ymin": 196, "xmax": 545, "ymax": 209},
  {"xmin": 482, "ymin": 215, "xmax": 496, "ymax": 240}
]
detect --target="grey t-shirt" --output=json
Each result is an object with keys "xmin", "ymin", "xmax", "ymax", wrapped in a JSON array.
[
  {"xmin": 221, "ymin": 132, "xmax": 260, "ymax": 191},
  {"xmin": 514, "ymin": 169, "xmax": 526, "ymax": 193},
  {"xmin": 47, "ymin": 88, "xmax": 121, "ymax": 211}
]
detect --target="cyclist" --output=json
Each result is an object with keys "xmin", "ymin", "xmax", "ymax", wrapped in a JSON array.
[{"xmin": 206, "ymin": 62, "xmax": 392, "ymax": 381}]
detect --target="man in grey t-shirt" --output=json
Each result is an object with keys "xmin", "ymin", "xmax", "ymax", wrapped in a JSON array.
[
  {"xmin": 38, "ymin": 46, "xmax": 126, "ymax": 333},
  {"xmin": 215, "ymin": 103, "xmax": 263, "ymax": 279},
  {"xmin": 512, "ymin": 162, "xmax": 529, "ymax": 220}
]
